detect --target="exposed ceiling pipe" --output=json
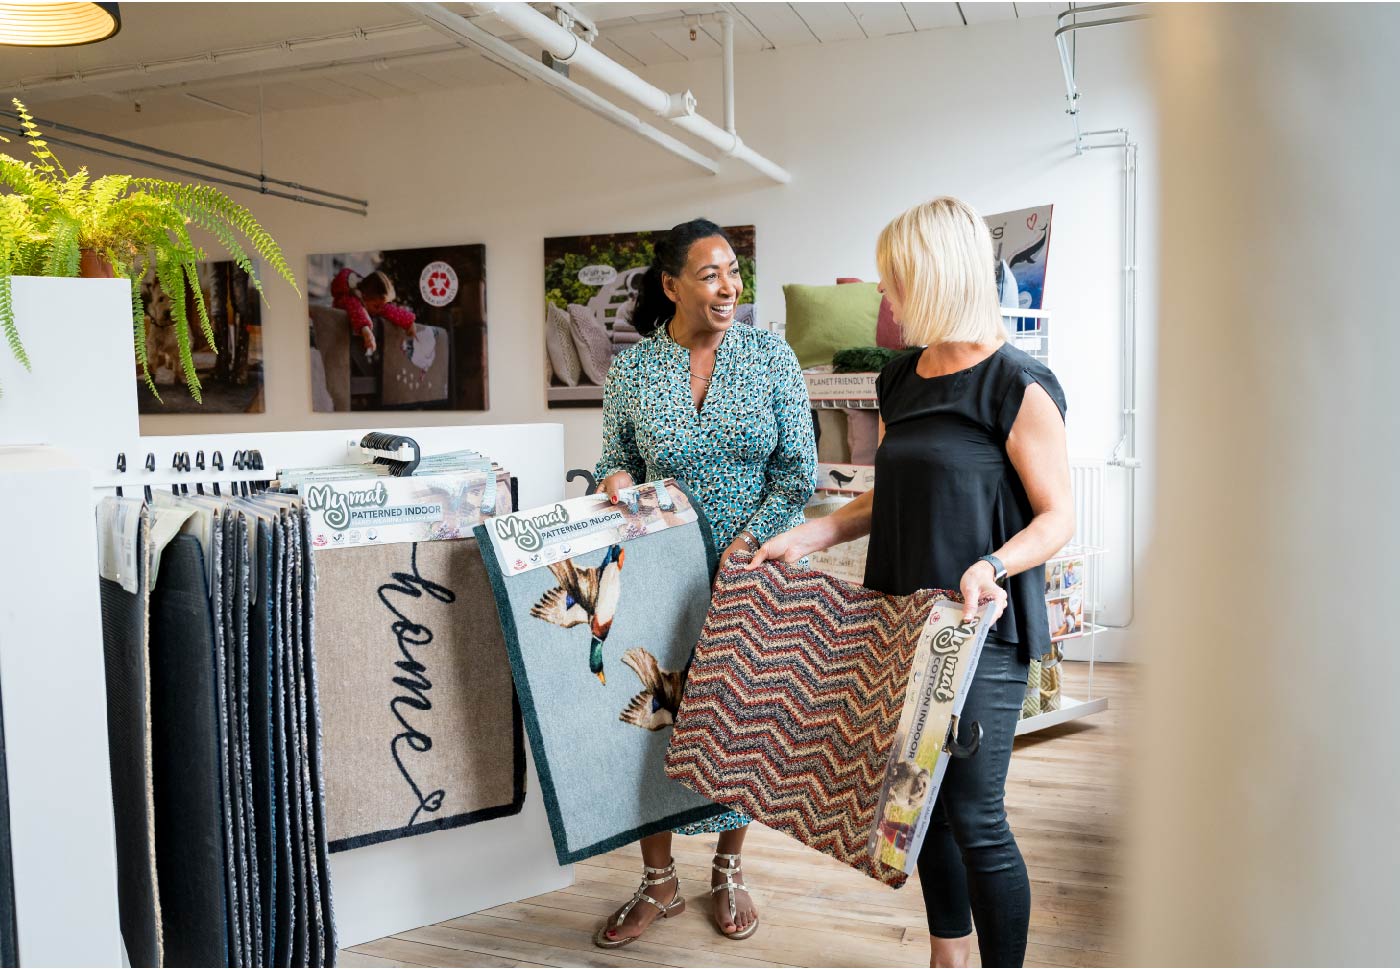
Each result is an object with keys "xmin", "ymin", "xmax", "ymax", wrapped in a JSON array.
[
  {"xmin": 402, "ymin": 2, "xmax": 720, "ymax": 176},
  {"xmin": 478, "ymin": 1, "xmax": 791, "ymax": 183},
  {"xmin": 1054, "ymin": 3, "xmax": 1149, "ymax": 628},
  {"xmin": 5, "ymin": 22, "xmax": 438, "ymax": 101},
  {"xmin": 1055, "ymin": 1, "xmax": 1152, "ymax": 151}
]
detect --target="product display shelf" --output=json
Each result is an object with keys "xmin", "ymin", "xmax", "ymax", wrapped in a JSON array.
[
  {"xmin": 1016, "ymin": 543, "xmax": 1108, "ymax": 736},
  {"xmin": 803, "ymin": 307, "xmax": 1052, "ymax": 410}
]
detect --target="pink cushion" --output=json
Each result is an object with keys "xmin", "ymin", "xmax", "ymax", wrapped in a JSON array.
[{"xmin": 836, "ymin": 278, "xmax": 904, "ymax": 350}]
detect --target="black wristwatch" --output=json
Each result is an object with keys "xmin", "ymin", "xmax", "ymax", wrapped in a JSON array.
[{"xmin": 978, "ymin": 554, "xmax": 1008, "ymax": 587}]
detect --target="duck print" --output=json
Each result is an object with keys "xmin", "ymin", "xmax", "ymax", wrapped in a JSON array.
[
  {"xmin": 618, "ymin": 647, "xmax": 684, "ymax": 731},
  {"xmin": 529, "ymin": 544, "xmax": 626, "ymax": 685}
]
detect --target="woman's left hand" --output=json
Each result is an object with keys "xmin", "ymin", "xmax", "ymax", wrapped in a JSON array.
[
  {"xmin": 718, "ymin": 532, "xmax": 757, "ymax": 573},
  {"xmin": 958, "ymin": 560, "xmax": 1009, "ymax": 626}
]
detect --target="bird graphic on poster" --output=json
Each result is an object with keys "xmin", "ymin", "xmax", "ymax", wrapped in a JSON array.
[
  {"xmin": 529, "ymin": 544, "xmax": 625, "ymax": 685},
  {"xmin": 828, "ymin": 469, "xmax": 856, "ymax": 488},
  {"xmin": 618, "ymin": 648, "xmax": 684, "ymax": 731}
]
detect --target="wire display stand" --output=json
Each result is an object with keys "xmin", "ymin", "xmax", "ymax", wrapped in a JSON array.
[{"xmin": 1016, "ymin": 543, "xmax": 1108, "ymax": 735}]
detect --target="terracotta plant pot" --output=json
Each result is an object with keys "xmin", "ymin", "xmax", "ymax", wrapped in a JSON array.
[{"xmin": 78, "ymin": 249, "xmax": 115, "ymax": 278}]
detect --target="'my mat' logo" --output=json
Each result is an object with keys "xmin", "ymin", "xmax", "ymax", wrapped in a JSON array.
[
  {"xmin": 493, "ymin": 504, "xmax": 569, "ymax": 552},
  {"xmin": 305, "ymin": 481, "xmax": 388, "ymax": 531}
]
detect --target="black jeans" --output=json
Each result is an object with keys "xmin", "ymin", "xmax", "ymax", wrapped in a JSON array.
[{"xmin": 915, "ymin": 640, "xmax": 1031, "ymax": 968}]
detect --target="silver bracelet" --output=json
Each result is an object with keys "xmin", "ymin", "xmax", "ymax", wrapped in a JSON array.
[{"xmin": 737, "ymin": 531, "xmax": 759, "ymax": 551}]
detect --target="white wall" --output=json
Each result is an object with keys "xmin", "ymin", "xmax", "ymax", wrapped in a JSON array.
[
  {"xmin": 1131, "ymin": 5, "xmax": 1400, "ymax": 963},
  {"xmin": 72, "ymin": 12, "xmax": 1155, "ymax": 628}
]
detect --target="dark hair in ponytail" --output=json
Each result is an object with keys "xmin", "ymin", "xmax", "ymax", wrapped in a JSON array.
[{"xmin": 630, "ymin": 218, "xmax": 732, "ymax": 337}]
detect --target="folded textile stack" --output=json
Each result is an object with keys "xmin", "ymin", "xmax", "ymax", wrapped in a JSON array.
[
  {"xmin": 666, "ymin": 555, "xmax": 993, "ymax": 887},
  {"xmin": 97, "ymin": 493, "xmax": 335, "ymax": 968}
]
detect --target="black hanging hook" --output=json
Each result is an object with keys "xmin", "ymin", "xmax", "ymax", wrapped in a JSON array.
[
  {"xmin": 945, "ymin": 714, "xmax": 983, "ymax": 760},
  {"xmin": 567, "ymin": 469, "xmax": 598, "ymax": 496}
]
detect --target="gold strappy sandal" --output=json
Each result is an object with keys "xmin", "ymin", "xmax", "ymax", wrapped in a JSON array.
[
  {"xmin": 593, "ymin": 860, "xmax": 685, "ymax": 949},
  {"xmin": 711, "ymin": 852, "xmax": 759, "ymax": 940}
]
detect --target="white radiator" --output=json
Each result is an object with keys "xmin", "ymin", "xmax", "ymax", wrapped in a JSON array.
[{"xmin": 1069, "ymin": 459, "xmax": 1106, "ymax": 550}]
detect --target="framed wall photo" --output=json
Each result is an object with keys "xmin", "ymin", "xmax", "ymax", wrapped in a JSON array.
[
  {"xmin": 543, "ymin": 225, "xmax": 756, "ymax": 408},
  {"xmin": 136, "ymin": 260, "xmax": 265, "ymax": 414},
  {"xmin": 307, "ymin": 244, "xmax": 488, "ymax": 412}
]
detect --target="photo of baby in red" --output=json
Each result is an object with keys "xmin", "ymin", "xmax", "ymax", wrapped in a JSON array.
[{"xmin": 308, "ymin": 245, "xmax": 487, "ymax": 412}]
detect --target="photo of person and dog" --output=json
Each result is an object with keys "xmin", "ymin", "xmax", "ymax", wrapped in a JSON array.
[
  {"xmin": 307, "ymin": 244, "xmax": 488, "ymax": 412},
  {"xmin": 135, "ymin": 260, "xmax": 265, "ymax": 414}
]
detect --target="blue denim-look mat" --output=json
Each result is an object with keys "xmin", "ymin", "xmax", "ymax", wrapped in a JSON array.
[{"xmin": 475, "ymin": 482, "xmax": 726, "ymax": 865}]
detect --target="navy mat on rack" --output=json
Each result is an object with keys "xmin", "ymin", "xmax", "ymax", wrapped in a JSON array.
[{"xmin": 149, "ymin": 534, "xmax": 231, "ymax": 967}]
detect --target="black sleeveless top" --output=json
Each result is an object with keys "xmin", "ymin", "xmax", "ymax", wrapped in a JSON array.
[{"xmin": 863, "ymin": 343, "xmax": 1067, "ymax": 661}]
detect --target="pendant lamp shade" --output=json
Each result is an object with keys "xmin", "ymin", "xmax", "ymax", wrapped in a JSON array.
[{"xmin": 0, "ymin": 2, "xmax": 120, "ymax": 47}]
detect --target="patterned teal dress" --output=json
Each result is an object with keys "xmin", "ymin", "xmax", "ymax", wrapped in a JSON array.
[{"xmin": 596, "ymin": 321, "xmax": 817, "ymax": 834}]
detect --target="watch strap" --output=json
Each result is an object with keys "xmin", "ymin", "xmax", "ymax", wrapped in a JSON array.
[{"xmin": 978, "ymin": 554, "xmax": 1008, "ymax": 586}]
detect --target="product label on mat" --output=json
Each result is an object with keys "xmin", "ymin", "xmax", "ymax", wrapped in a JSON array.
[
  {"xmin": 300, "ymin": 470, "xmax": 509, "ymax": 549},
  {"xmin": 487, "ymin": 479, "xmax": 695, "ymax": 577},
  {"xmin": 868, "ymin": 599, "xmax": 994, "ymax": 875}
]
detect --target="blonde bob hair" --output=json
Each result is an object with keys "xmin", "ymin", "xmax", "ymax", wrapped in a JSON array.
[{"xmin": 876, "ymin": 196, "xmax": 1006, "ymax": 347}]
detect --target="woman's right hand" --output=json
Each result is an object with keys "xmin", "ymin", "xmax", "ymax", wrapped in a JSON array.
[
  {"xmin": 746, "ymin": 521, "xmax": 826, "ymax": 569},
  {"xmin": 599, "ymin": 471, "xmax": 636, "ymax": 504}
]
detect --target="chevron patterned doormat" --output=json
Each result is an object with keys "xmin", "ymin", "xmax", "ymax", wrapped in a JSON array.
[
  {"xmin": 475, "ymin": 480, "xmax": 727, "ymax": 865},
  {"xmin": 665, "ymin": 556, "xmax": 992, "ymax": 887}
]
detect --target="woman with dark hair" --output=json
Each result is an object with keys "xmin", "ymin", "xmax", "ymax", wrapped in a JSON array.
[{"xmin": 592, "ymin": 219, "xmax": 816, "ymax": 948}]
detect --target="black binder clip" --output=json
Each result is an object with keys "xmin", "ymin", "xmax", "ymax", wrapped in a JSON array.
[
  {"xmin": 945, "ymin": 714, "xmax": 983, "ymax": 760},
  {"xmin": 143, "ymin": 452, "xmax": 155, "ymax": 503},
  {"xmin": 211, "ymin": 451, "xmax": 224, "ymax": 496},
  {"xmin": 115, "ymin": 452, "xmax": 126, "ymax": 498}
]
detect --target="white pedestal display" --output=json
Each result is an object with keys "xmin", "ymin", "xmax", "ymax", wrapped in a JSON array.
[
  {"xmin": 0, "ymin": 276, "xmax": 139, "ymax": 449},
  {"xmin": 0, "ymin": 448, "xmax": 123, "ymax": 966}
]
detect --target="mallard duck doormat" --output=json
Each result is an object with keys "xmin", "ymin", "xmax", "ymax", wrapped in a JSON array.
[
  {"xmin": 313, "ymin": 534, "xmax": 526, "ymax": 853},
  {"xmin": 665, "ymin": 556, "xmax": 994, "ymax": 887},
  {"xmin": 475, "ymin": 480, "xmax": 727, "ymax": 865}
]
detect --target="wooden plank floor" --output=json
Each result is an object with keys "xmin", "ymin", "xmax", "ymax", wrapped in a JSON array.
[{"xmin": 343, "ymin": 661, "xmax": 1133, "ymax": 969}]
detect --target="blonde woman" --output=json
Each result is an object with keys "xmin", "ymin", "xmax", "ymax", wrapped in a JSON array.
[{"xmin": 750, "ymin": 197, "xmax": 1074, "ymax": 968}]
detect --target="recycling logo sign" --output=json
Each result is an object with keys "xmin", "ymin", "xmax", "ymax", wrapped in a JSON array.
[{"xmin": 419, "ymin": 261, "xmax": 459, "ymax": 307}]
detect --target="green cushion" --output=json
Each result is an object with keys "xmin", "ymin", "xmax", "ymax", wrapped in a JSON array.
[{"xmin": 782, "ymin": 282, "xmax": 882, "ymax": 369}]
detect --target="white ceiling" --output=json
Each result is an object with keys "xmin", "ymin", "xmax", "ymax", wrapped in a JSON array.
[{"xmin": 0, "ymin": 3, "xmax": 1069, "ymax": 130}]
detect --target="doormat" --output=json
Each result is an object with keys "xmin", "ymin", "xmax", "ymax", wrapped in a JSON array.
[
  {"xmin": 313, "ymin": 537, "xmax": 525, "ymax": 852},
  {"xmin": 148, "ymin": 533, "xmax": 231, "ymax": 965},
  {"xmin": 665, "ymin": 555, "xmax": 991, "ymax": 887},
  {"xmin": 97, "ymin": 500, "xmax": 162, "ymax": 969},
  {"xmin": 475, "ymin": 480, "xmax": 726, "ymax": 865}
]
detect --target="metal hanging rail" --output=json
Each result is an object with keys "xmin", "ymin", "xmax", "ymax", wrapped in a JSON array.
[
  {"xmin": 26, "ymin": 114, "xmax": 368, "ymax": 207},
  {"xmin": 0, "ymin": 122, "xmax": 368, "ymax": 216}
]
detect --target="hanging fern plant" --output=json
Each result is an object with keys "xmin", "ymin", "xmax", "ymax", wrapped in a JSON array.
[{"xmin": 0, "ymin": 99, "xmax": 297, "ymax": 400}]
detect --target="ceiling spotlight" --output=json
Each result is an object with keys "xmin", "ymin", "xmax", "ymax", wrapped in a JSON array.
[{"xmin": 0, "ymin": 2, "xmax": 121, "ymax": 48}]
